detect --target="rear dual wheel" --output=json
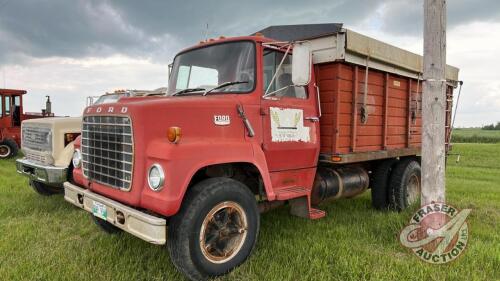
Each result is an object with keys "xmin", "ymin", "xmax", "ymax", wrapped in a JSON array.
[
  {"xmin": 388, "ymin": 158, "xmax": 421, "ymax": 211},
  {"xmin": 371, "ymin": 158, "xmax": 421, "ymax": 211},
  {"xmin": 168, "ymin": 177, "xmax": 259, "ymax": 281},
  {"xmin": 370, "ymin": 159, "xmax": 397, "ymax": 209}
]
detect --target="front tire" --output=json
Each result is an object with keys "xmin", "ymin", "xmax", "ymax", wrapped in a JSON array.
[
  {"xmin": 30, "ymin": 180, "xmax": 62, "ymax": 196},
  {"xmin": 0, "ymin": 139, "xmax": 18, "ymax": 159},
  {"xmin": 388, "ymin": 158, "xmax": 421, "ymax": 211},
  {"xmin": 168, "ymin": 178, "xmax": 260, "ymax": 281}
]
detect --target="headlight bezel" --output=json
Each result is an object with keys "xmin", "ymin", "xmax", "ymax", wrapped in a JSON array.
[
  {"xmin": 148, "ymin": 164, "xmax": 165, "ymax": 192},
  {"xmin": 72, "ymin": 149, "xmax": 82, "ymax": 168}
]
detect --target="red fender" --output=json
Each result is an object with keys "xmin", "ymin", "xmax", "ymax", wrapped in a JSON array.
[{"xmin": 139, "ymin": 139, "xmax": 274, "ymax": 216}]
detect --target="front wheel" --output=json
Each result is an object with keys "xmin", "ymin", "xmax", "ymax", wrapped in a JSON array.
[
  {"xmin": 168, "ymin": 178, "xmax": 260, "ymax": 281},
  {"xmin": 30, "ymin": 180, "xmax": 62, "ymax": 196}
]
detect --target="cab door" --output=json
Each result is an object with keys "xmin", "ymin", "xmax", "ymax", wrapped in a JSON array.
[
  {"xmin": 0, "ymin": 95, "xmax": 12, "ymax": 129},
  {"xmin": 260, "ymin": 48, "xmax": 320, "ymax": 172}
]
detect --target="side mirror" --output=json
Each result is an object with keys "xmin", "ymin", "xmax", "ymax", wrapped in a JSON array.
[
  {"xmin": 168, "ymin": 63, "xmax": 173, "ymax": 78},
  {"xmin": 291, "ymin": 42, "xmax": 311, "ymax": 86}
]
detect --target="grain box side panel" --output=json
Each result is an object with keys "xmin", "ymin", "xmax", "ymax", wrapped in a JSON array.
[
  {"xmin": 317, "ymin": 63, "xmax": 339, "ymax": 154},
  {"xmin": 317, "ymin": 62, "xmax": 451, "ymax": 162},
  {"xmin": 353, "ymin": 66, "xmax": 385, "ymax": 152},
  {"xmin": 409, "ymin": 79, "xmax": 423, "ymax": 147},
  {"xmin": 337, "ymin": 64, "xmax": 355, "ymax": 154},
  {"xmin": 386, "ymin": 75, "xmax": 409, "ymax": 149}
]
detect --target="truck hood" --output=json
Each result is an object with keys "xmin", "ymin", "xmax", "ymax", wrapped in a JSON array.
[
  {"xmin": 82, "ymin": 94, "xmax": 247, "ymax": 206},
  {"xmin": 84, "ymin": 95, "xmax": 245, "ymax": 140},
  {"xmin": 117, "ymin": 95, "xmax": 247, "ymax": 147},
  {"xmin": 22, "ymin": 116, "xmax": 82, "ymax": 128},
  {"xmin": 22, "ymin": 117, "xmax": 82, "ymax": 167}
]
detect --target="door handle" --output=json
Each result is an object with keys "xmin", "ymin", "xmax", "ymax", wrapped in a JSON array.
[{"xmin": 304, "ymin": 117, "xmax": 320, "ymax": 122}]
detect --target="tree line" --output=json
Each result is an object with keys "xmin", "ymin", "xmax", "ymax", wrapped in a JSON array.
[{"xmin": 482, "ymin": 122, "xmax": 500, "ymax": 130}]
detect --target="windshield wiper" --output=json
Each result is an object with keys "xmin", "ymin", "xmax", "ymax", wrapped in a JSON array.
[
  {"xmin": 202, "ymin": 81, "xmax": 249, "ymax": 96},
  {"xmin": 172, "ymin": 87, "xmax": 206, "ymax": 96}
]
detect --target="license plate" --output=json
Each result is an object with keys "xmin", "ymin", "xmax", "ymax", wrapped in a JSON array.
[{"xmin": 92, "ymin": 201, "xmax": 107, "ymax": 220}]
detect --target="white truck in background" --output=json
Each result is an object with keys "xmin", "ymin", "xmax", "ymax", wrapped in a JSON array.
[{"xmin": 16, "ymin": 89, "xmax": 166, "ymax": 195}]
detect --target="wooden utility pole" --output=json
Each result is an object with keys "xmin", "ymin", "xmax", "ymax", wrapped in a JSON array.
[{"xmin": 422, "ymin": 0, "xmax": 447, "ymax": 205}]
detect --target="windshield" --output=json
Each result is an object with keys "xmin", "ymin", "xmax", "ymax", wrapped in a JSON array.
[{"xmin": 167, "ymin": 41, "xmax": 255, "ymax": 96}]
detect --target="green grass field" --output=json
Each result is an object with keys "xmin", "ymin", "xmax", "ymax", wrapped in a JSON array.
[
  {"xmin": 0, "ymin": 143, "xmax": 499, "ymax": 281},
  {"xmin": 452, "ymin": 128, "xmax": 500, "ymax": 143}
]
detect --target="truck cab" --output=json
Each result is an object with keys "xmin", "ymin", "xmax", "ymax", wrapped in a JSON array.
[
  {"xmin": 64, "ymin": 25, "xmax": 459, "ymax": 281},
  {"xmin": 0, "ymin": 89, "xmax": 54, "ymax": 158},
  {"xmin": 0, "ymin": 89, "xmax": 26, "ymax": 158}
]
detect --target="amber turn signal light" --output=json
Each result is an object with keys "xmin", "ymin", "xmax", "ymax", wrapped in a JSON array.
[
  {"xmin": 168, "ymin": 127, "xmax": 181, "ymax": 143},
  {"xmin": 331, "ymin": 156, "xmax": 342, "ymax": 162}
]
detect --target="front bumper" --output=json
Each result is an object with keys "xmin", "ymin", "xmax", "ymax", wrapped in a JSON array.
[
  {"xmin": 16, "ymin": 158, "xmax": 67, "ymax": 185},
  {"xmin": 63, "ymin": 182, "xmax": 167, "ymax": 245}
]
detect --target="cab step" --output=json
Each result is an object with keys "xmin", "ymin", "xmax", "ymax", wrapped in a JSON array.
[
  {"xmin": 289, "ymin": 196, "xmax": 326, "ymax": 220},
  {"xmin": 308, "ymin": 208, "xmax": 326, "ymax": 220},
  {"xmin": 275, "ymin": 186, "xmax": 309, "ymax": 200}
]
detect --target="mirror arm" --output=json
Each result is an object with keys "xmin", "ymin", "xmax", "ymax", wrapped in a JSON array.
[
  {"xmin": 314, "ymin": 83, "xmax": 322, "ymax": 118},
  {"xmin": 263, "ymin": 44, "xmax": 292, "ymax": 97},
  {"xmin": 263, "ymin": 85, "xmax": 292, "ymax": 99}
]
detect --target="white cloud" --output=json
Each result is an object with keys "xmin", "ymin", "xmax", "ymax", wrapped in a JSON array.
[{"xmin": 1, "ymin": 56, "xmax": 168, "ymax": 117}]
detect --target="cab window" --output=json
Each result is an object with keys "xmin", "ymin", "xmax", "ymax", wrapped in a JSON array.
[
  {"xmin": 0, "ymin": 96, "xmax": 3, "ymax": 116},
  {"xmin": 4, "ymin": 96, "xmax": 10, "ymax": 115},
  {"xmin": 263, "ymin": 49, "xmax": 307, "ymax": 99},
  {"xmin": 13, "ymin": 95, "xmax": 20, "ymax": 106}
]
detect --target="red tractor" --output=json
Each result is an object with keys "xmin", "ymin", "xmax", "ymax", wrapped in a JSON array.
[{"xmin": 0, "ymin": 88, "xmax": 54, "ymax": 159}]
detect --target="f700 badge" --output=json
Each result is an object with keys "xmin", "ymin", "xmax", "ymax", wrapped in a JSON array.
[{"xmin": 214, "ymin": 115, "xmax": 230, "ymax": 126}]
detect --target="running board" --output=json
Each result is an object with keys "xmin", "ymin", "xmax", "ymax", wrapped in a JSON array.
[{"xmin": 289, "ymin": 196, "xmax": 326, "ymax": 220}]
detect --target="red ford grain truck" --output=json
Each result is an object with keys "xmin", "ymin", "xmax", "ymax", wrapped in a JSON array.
[{"xmin": 63, "ymin": 24, "xmax": 459, "ymax": 280}]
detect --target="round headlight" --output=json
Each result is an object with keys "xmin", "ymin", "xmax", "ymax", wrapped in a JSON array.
[
  {"xmin": 72, "ymin": 149, "xmax": 82, "ymax": 168},
  {"xmin": 148, "ymin": 164, "xmax": 165, "ymax": 191}
]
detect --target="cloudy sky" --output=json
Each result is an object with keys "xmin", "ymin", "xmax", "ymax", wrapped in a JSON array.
[{"xmin": 1, "ymin": 0, "xmax": 499, "ymax": 126}]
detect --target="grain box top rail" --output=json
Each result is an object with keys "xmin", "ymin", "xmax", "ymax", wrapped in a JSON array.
[{"xmin": 255, "ymin": 24, "xmax": 459, "ymax": 82}]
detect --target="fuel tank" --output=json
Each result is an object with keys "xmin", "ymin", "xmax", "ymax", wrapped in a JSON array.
[{"xmin": 311, "ymin": 166, "xmax": 369, "ymax": 205}]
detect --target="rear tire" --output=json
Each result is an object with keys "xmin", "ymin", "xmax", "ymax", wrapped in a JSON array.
[
  {"xmin": 30, "ymin": 180, "xmax": 62, "ymax": 196},
  {"xmin": 371, "ymin": 159, "xmax": 397, "ymax": 210},
  {"xmin": 388, "ymin": 158, "xmax": 421, "ymax": 211},
  {"xmin": 0, "ymin": 139, "xmax": 18, "ymax": 159},
  {"xmin": 91, "ymin": 214, "xmax": 122, "ymax": 234},
  {"xmin": 168, "ymin": 177, "xmax": 260, "ymax": 281}
]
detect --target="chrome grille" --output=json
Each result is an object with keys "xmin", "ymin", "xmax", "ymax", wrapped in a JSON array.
[
  {"xmin": 22, "ymin": 126, "xmax": 52, "ymax": 152},
  {"xmin": 25, "ymin": 151, "xmax": 48, "ymax": 165},
  {"xmin": 82, "ymin": 116, "xmax": 133, "ymax": 190}
]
